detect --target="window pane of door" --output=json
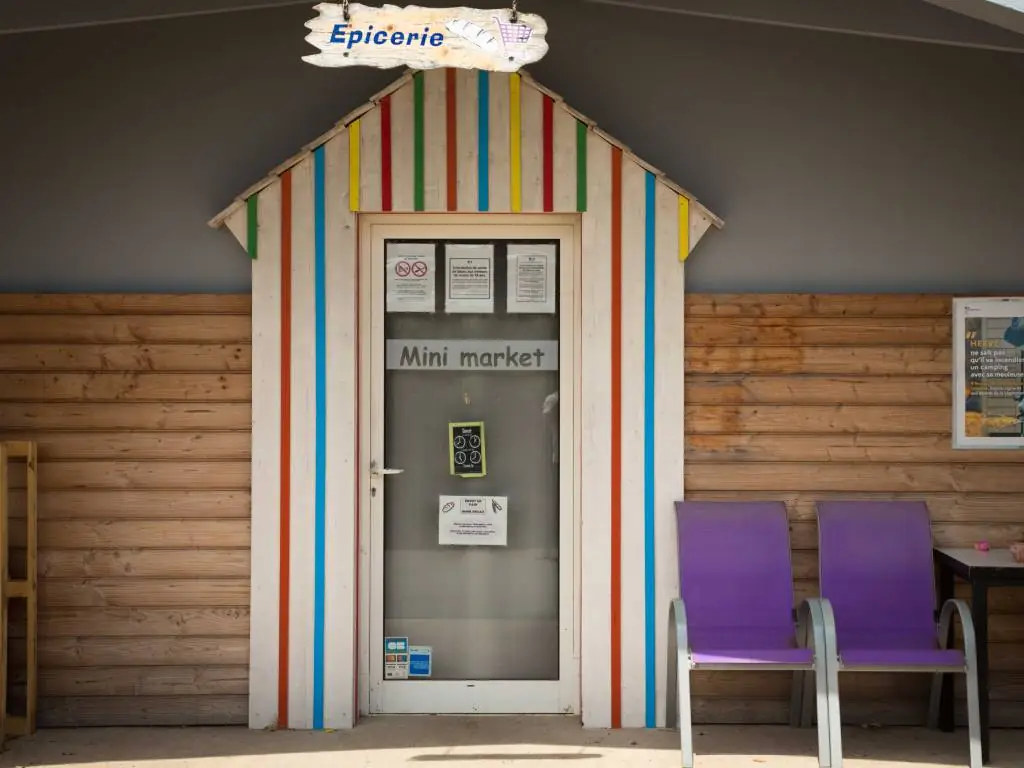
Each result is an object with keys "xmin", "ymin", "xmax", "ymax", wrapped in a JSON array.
[{"xmin": 383, "ymin": 239, "xmax": 560, "ymax": 681}]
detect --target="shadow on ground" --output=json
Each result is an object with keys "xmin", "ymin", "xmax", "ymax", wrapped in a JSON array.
[{"xmin": 1, "ymin": 718, "xmax": 1018, "ymax": 768}]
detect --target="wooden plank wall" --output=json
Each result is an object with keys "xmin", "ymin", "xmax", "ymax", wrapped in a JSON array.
[
  {"xmin": 685, "ymin": 294, "xmax": 1024, "ymax": 727},
  {"xmin": 0, "ymin": 294, "xmax": 251, "ymax": 726}
]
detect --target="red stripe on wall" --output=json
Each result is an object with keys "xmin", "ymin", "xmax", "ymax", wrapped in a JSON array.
[
  {"xmin": 542, "ymin": 97, "xmax": 554, "ymax": 212},
  {"xmin": 610, "ymin": 146, "xmax": 623, "ymax": 729},
  {"xmin": 446, "ymin": 69, "xmax": 458, "ymax": 211},
  {"xmin": 381, "ymin": 95, "xmax": 393, "ymax": 212},
  {"xmin": 278, "ymin": 169, "xmax": 293, "ymax": 729}
]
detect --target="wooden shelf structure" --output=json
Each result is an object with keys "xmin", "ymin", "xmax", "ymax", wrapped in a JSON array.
[{"xmin": 1, "ymin": 441, "xmax": 38, "ymax": 742}]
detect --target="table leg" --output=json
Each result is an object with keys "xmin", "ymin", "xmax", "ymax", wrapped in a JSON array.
[
  {"xmin": 937, "ymin": 563, "xmax": 955, "ymax": 732},
  {"xmin": 971, "ymin": 582, "xmax": 990, "ymax": 765}
]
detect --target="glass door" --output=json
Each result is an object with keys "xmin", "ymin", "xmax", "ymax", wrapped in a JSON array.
[{"xmin": 366, "ymin": 221, "xmax": 577, "ymax": 715}]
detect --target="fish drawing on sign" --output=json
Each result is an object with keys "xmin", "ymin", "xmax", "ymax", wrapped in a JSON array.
[{"xmin": 445, "ymin": 19, "xmax": 500, "ymax": 52}]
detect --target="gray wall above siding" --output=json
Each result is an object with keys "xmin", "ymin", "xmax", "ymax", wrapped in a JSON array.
[{"xmin": 0, "ymin": 0, "xmax": 1022, "ymax": 293}]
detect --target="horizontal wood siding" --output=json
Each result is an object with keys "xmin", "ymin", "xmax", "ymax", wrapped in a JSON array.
[
  {"xmin": 0, "ymin": 294, "xmax": 251, "ymax": 727},
  {"xmin": 685, "ymin": 294, "xmax": 1024, "ymax": 727}
]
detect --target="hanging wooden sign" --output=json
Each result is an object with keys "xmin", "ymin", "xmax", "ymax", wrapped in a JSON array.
[{"xmin": 303, "ymin": 3, "xmax": 549, "ymax": 72}]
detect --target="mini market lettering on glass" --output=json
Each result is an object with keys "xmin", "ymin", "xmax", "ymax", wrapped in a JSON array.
[{"xmin": 385, "ymin": 339, "xmax": 558, "ymax": 371}]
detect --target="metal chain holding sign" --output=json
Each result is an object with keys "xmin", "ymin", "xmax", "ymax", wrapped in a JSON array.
[
  {"xmin": 342, "ymin": 0, "xmax": 350, "ymax": 21},
  {"xmin": 510, "ymin": 0, "xmax": 518, "ymax": 23}
]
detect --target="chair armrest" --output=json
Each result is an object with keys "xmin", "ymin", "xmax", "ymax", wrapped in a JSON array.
[
  {"xmin": 937, "ymin": 598, "xmax": 977, "ymax": 654},
  {"xmin": 797, "ymin": 597, "xmax": 838, "ymax": 664},
  {"xmin": 666, "ymin": 598, "xmax": 690, "ymax": 731},
  {"xmin": 669, "ymin": 598, "xmax": 690, "ymax": 659}
]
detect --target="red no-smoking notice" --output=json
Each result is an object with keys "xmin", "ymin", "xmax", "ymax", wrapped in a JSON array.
[{"xmin": 386, "ymin": 245, "xmax": 436, "ymax": 313}]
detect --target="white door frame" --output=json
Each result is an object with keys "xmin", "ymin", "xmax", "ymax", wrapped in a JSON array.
[{"xmin": 357, "ymin": 214, "xmax": 582, "ymax": 716}]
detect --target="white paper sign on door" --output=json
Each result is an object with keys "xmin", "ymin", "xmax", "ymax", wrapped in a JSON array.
[
  {"xmin": 386, "ymin": 243, "xmax": 436, "ymax": 313},
  {"xmin": 445, "ymin": 244, "xmax": 494, "ymax": 313},
  {"xmin": 439, "ymin": 495, "xmax": 507, "ymax": 546},
  {"xmin": 507, "ymin": 244, "xmax": 556, "ymax": 314}
]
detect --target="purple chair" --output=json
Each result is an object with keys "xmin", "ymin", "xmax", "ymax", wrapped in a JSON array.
[
  {"xmin": 815, "ymin": 501, "xmax": 981, "ymax": 768},
  {"xmin": 667, "ymin": 501, "xmax": 839, "ymax": 768}
]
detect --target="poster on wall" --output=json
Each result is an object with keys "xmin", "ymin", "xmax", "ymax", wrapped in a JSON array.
[
  {"xmin": 303, "ymin": 4, "xmax": 549, "ymax": 73},
  {"xmin": 953, "ymin": 297, "xmax": 1024, "ymax": 450},
  {"xmin": 439, "ymin": 495, "xmax": 507, "ymax": 546},
  {"xmin": 386, "ymin": 243, "xmax": 436, "ymax": 313},
  {"xmin": 445, "ymin": 244, "xmax": 494, "ymax": 314},
  {"xmin": 506, "ymin": 244, "xmax": 556, "ymax": 314}
]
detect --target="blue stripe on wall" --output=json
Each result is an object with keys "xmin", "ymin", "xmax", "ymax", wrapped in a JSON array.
[
  {"xmin": 312, "ymin": 146, "xmax": 327, "ymax": 729},
  {"xmin": 643, "ymin": 171, "xmax": 657, "ymax": 728},
  {"xmin": 477, "ymin": 70, "xmax": 490, "ymax": 212}
]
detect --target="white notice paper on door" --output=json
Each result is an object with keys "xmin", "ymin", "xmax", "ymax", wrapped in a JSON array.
[
  {"xmin": 386, "ymin": 243, "xmax": 435, "ymax": 313},
  {"xmin": 439, "ymin": 495, "xmax": 508, "ymax": 546},
  {"xmin": 445, "ymin": 244, "xmax": 494, "ymax": 314},
  {"xmin": 507, "ymin": 244, "xmax": 556, "ymax": 314}
]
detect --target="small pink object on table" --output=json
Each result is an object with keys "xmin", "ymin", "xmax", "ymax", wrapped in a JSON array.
[{"xmin": 975, "ymin": 541, "xmax": 990, "ymax": 552}]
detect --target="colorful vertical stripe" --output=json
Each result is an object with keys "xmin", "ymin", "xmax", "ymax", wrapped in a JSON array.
[
  {"xmin": 679, "ymin": 196, "xmax": 690, "ymax": 261},
  {"xmin": 643, "ymin": 172, "xmax": 657, "ymax": 728},
  {"xmin": 312, "ymin": 147, "xmax": 327, "ymax": 729},
  {"xmin": 246, "ymin": 196, "xmax": 258, "ymax": 259},
  {"xmin": 609, "ymin": 145, "xmax": 623, "ymax": 730},
  {"xmin": 542, "ymin": 97, "xmax": 554, "ymax": 212},
  {"xmin": 413, "ymin": 72, "xmax": 425, "ymax": 211},
  {"xmin": 577, "ymin": 121, "xmax": 588, "ymax": 212},
  {"xmin": 446, "ymin": 69, "xmax": 458, "ymax": 211},
  {"xmin": 278, "ymin": 170, "xmax": 293, "ymax": 729},
  {"xmin": 509, "ymin": 73, "xmax": 522, "ymax": 212},
  {"xmin": 381, "ymin": 94, "xmax": 393, "ymax": 212},
  {"xmin": 348, "ymin": 120, "xmax": 361, "ymax": 212},
  {"xmin": 477, "ymin": 71, "xmax": 490, "ymax": 211}
]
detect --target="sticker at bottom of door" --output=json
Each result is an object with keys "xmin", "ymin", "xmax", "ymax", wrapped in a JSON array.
[
  {"xmin": 409, "ymin": 645, "xmax": 432, "ymax": 678},
  {"xmin": 384, "ymin": 636, "xmax": 410, "ymax": 680}
]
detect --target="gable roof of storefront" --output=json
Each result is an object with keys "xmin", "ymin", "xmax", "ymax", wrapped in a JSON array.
[{"xmin": 208, "ymin": 67, "xmax": 723, "ymax": 261}]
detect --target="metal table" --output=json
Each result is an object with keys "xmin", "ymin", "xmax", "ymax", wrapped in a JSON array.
[{"xmin": 934, "ymin": 546, "xmax": 1024, "ymax": 765}]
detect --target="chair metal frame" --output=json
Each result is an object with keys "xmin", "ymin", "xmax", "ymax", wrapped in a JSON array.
[
  {"xmin": 667, "ymin": 596, "xmax": 841, "ymax": 768},
  {"xmin": 802, "ymin": 501, "xmax": 984, "ymax": 768}
]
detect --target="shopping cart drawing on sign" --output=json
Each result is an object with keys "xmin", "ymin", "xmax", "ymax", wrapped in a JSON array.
[{"xmin": 445, "ymin": 13, "xmax": 538, "ymax": 66}]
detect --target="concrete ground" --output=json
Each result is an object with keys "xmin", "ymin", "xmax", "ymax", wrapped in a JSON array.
[{"xmin": 2, "ymin": 718, "xmax": 1021, "ymax": 768}]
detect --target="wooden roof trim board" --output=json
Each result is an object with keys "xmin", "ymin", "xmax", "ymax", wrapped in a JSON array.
[
  {"xmin": 517, "ymin": 69, "xmax": 723, "ymax": 228},
  {"xmin": 208, "ymin": 67, "xmax": 723, "ymax": 231},
  {"xmin": 208, "ymin": 71, "xmax": 416, "ymax": 228}
]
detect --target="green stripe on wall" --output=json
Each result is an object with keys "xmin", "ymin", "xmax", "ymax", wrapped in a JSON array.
[
  {"xmin": 246, "ymin": 196, "xmax": 258, "ymax": 260},
  {"xmin": 576, "ymin": 121, "xmax": 587, "ymax": 213},
  {"xmin": 414, "ymin": 72, "xmax": 425, "ymax": 212}
]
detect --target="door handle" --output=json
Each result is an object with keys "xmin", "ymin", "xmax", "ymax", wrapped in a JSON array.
[{"xmin": 370, "ymin": 460, "xmax": 404, "ymax": 479}]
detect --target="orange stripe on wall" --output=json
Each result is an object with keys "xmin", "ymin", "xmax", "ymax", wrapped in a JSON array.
[
  {"xmin": 446, "ymin": 68, "xmax": 458, "ymax": 211},
  {"xmin": 610, "ymin": 146, "xmax": 623, "ymax": 730},
  {"xmin": 278, "ymin": 170, "xmax": 293, "ymax": 728}
]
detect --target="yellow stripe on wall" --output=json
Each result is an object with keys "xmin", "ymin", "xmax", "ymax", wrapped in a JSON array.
[
  {"xmin": 510, "ymin": 73, "xmax": 522, "ymax": 213},
  {"xmin": 678, "ymin": 196, "xmax": 690, "ymax": 262},
  {"xmin": 348, "ymin": 120, "xmax": 361, "ymax": 212}
]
